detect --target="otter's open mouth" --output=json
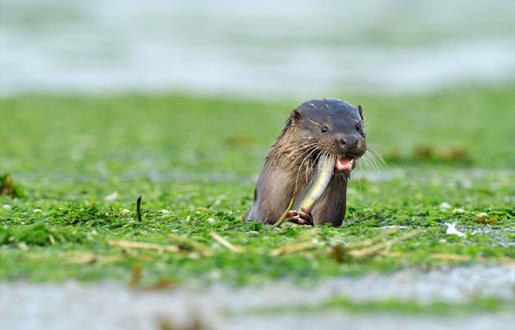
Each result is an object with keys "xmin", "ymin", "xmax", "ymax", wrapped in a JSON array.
[{"xmin": 334, "ymin": 157, "xmax": 354, "ymax": 174}]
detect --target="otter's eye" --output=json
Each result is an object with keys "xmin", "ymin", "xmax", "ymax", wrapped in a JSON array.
[
  {"xmin": 321, "ymin": 126, "xmax": 328, "ymax": 133},
  {"xmin": 355, "ymin": 124, "xmax": 361, "ymax": 131}
]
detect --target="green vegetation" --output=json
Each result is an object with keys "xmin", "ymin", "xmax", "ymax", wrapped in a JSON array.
[
  {"xmin": 234, "ymin": 296, "xmax": 511, "ymax": 316},
  {"xmin": 0, "ymin": 85, "xmax": 513, "ymax": 288}
]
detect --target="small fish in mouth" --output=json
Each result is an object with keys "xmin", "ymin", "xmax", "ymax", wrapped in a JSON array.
[{"xmin": 334, "ymin": 157, "xmax": 354, "ymax": 174}]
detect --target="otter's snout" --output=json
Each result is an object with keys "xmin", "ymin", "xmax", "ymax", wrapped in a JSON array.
[{"xmin": 335, "ymin": 134, "xmax": 366, "ymax": 157}]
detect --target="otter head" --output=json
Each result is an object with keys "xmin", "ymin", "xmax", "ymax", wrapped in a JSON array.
[{"xmin": 289, "ymin": 98, "xmax": 367, "ymax": 175}]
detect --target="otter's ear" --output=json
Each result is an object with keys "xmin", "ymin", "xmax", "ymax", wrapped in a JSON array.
[
  {"xmin": 357, "ymin": 105, "xmax": 364, "ymax": 121},
  {"xmin": 291, "ymin": 109, "xmax": 302, "ymax": 125}
]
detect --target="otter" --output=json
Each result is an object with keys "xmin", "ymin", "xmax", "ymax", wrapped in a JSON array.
[{"xmin": 245, "ymin": 99, "xmax": 366, "ymax": 227}]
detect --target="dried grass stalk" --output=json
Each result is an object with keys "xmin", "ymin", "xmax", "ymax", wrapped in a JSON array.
[
  {"xmin": 348, "ymin": 229, "xmax": 422, "ymax": 258},
  {"xmin": 345, "ymin": 226, "xmax": 401, "ymax": 250},
  {"xmin": 210, "ymin": 232, "xmax": 245, "ymax": 253},
  {"xmin": 270, "ymin": 241, "xmax": 318, "ymax": 256},
  {"xmin": 168, "ymin": 233, "xmax": 213, "ymax": 256},
  {"xmin": 107, "ymin": 240, "xmax": 180, "ymax": 253}
]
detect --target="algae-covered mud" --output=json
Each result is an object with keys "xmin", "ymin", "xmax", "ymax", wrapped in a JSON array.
[{"xmin": 1, "ymin": 86, "xmax": 514, "ymax": 329}]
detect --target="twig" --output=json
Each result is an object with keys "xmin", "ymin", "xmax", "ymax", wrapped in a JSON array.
[
  {"xmin": 269, "ymin": 229, "xmax": 319, "ymax": 256},
  {"xmin": 65, "ymin": 252, "xmax": 98, "ymax": 264},
  {"xmin": 136, "ymin": 195, "xmax": 142, "ymax": 222},
  {"xmin": 168, "ymin": 233, "xmax": 213, "ymax": 256},
  {"xmin": 273, "ymin": 197, "xmax": 295, "ymax": 228},
  {"xmin": 210, "ymin": 232, "xmax": 245, "ymax": 253},
  {"xmin": 107, "ymin": 240, "xmax": 180, "ymax": 253},
  {"xmin": 347, "ymin": 229, "xmax": 422, "ymax": 258},
  {"xmin": 270, "ymin": 240, "xmax": 318, "ymax": 256},
  {"xmin": 346, "ymin": 226, "xmax": 401, "ymax": 250}
]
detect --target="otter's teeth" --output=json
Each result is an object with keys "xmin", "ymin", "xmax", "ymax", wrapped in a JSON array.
[{"xmin": 335, "ymin": 157, "xmax": 354, "ymax": 173}]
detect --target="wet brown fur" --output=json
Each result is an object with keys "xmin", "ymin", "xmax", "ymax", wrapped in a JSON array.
[{"xmin": 245, "ymin": 99, "xmax": 365, "ymax": 226}]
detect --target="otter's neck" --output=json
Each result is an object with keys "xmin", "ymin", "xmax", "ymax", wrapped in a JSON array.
[{"xmin": 264, "ymin": 127, "xmax": 318, "ymax": 176}]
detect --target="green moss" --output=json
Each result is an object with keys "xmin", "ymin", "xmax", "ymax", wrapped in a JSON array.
[
  {"xmin": 0, "ymin": 223, "xmax": 85, "ymax": 246},
  {"xmin": 0, "ymin": 85, "xmax": 513, "ymax": 284},
  {"xmin": 236, "ymin": 296, "xmax": 510, "ymax": 316}
]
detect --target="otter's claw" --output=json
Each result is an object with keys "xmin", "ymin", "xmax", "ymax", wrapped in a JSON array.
[{"xmin": 286, "ymin": 208, "xmax": 314, "ymax": 226}]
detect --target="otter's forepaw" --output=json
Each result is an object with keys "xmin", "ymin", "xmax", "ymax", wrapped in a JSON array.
[{"xmin": 286, "ymin": 208, "xmax": 314, "ymax": 226}]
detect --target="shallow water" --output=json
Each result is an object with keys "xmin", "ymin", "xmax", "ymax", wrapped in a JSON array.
[
  {"xmin": 1, "ymin": 0, "xmax": 513, "ymax": 97},
  {"xmin": 2, "ymin": 265, "xmax": 514, "ymax": 330}
]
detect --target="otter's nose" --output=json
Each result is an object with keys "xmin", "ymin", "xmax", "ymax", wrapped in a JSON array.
[{"xmin": 340, "ymin": 136, "xmax": 358, "ymax": 148}]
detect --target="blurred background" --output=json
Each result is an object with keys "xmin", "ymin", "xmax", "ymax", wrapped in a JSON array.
[
  {"xmin": 1, "ymin": 0, "xmax": 513, "ymax": 97},
  {"xmin": 1, "ymin": 2, "xmax": 514, "ymax": 330}
]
